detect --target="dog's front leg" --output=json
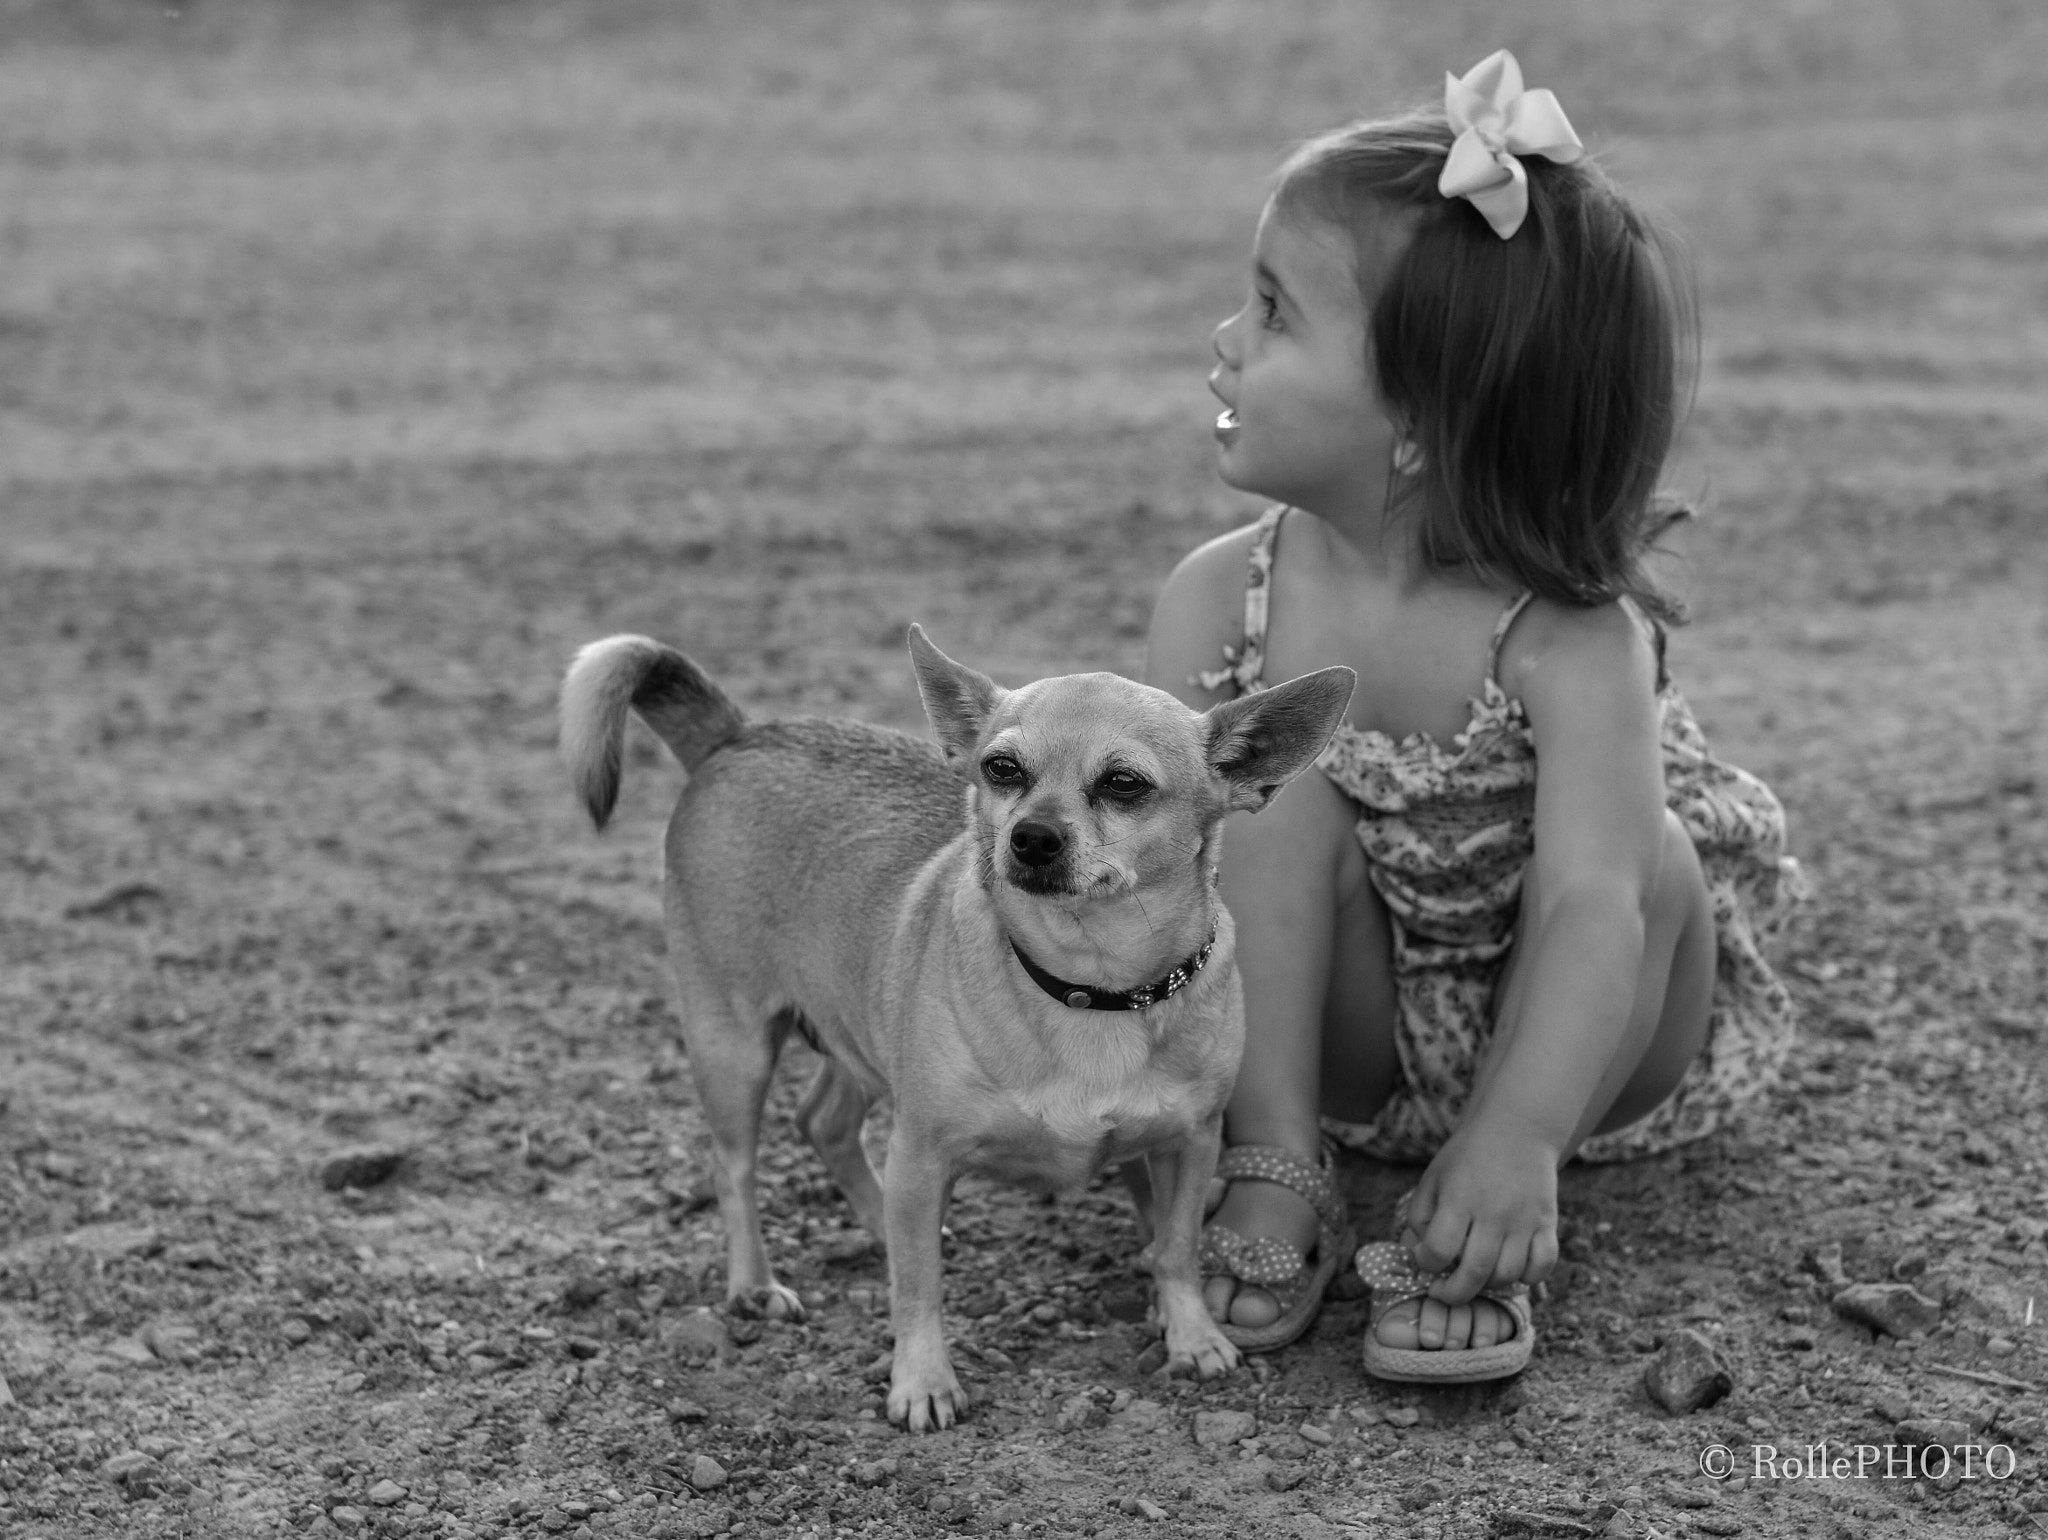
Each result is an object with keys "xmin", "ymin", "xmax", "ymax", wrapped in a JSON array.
[
  {"xmin": 1147, "ymin": 1113, "xmax": 1241, "ymax": 1380},
  {"xmin": 881, "ymin": 1123, "xmax": 965, "ymax": 1432}
]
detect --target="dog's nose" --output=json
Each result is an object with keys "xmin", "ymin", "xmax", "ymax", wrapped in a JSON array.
[{"xmin": 1010, "ymin": 820, "xmax": 1065, "ymax": 868}]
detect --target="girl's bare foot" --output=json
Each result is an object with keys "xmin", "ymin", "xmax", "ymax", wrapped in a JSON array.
[
  {"xmin": 1200, "ymin": 1171, "xmax": 1323, "ymax": 1329},
  {"xmin": 1370, "ymin": 1294, "xmax": 1518, "ymax": 1350}
]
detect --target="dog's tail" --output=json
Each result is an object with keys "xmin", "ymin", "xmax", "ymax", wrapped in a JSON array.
[{"xmin": 559, "ymin": 635, "xmax": 746, "ymax": 828}]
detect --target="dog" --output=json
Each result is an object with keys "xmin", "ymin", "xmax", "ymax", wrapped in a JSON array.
[{"xmin": 559, "ymin": 626, "xmax": 1352, "ymax": 1431}]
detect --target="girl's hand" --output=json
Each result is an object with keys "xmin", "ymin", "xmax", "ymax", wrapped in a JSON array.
[{"xmin": 1403, "ymin": 1118, "xmax": 1561, "ymax": 1303}]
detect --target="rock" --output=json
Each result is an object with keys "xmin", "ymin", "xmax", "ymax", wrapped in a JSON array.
[
  {"xmin": 1999, "ymin": 1415, "xmax": 2044, "ymax": 1447},
  {"xmin": 538, "ymin": 1509, "xmax": 570, "ymax": 1533},
  {"xmin": 688, "ymin": 1454, "xmax": 728, "ymax": 1491},
  {"xmin": 666, "ymin": 1399, "xmax": 710, "ymax": 1423},
  {"xmin": 1800, "ymin": 1242, "xmax": 1848, "ymax": 1287},
  {"xmin": 1832, "ymin": 1283, "xmax": 1941, "ymax": 1338},
  {"xmin": 1383, "ymin": 1406, "xmax": 1421, "ymax": 1428},
  {"xmin": 1871, "ymin": 1392, "xmax": 1915, "ymax": 1424},
  {"xmin": 955, "ymin": 1287, "xmax": 1003, "ymax": 1318},
  {"xmin": 1266, "ymin": 1433, "xmax": 1309, "ymax": 1461},
  {"xmin": 328, "ymin": 1507, "xmax": 366, "ymax": 1534},
  {"xmin": 566, "ymin": 1336, "xmax": 604, "ymax": 1360},
  {"xmin": 281, "ymin": 1318, "xmax": 314, "ymax": 1346},
  {"xmin": 1029, "ymin": 1303, "xmax": 1062, "ymax": 1326},
  {"xmin": 319, "ymin": 1150, "xmax": 405, "ymax": 1191},
  {"xmin": 1192, "ymin": 1409, "xmax": 1257, "ymax": 1446},
  {"xmin": 1400, "ymin": 1479, "xmax": 1445, "ymax": 1511},
  {"xmin": 1116, "ymin": 1398, "xmax": 1166, "ymax": 1434},
  {"xmin": 335, "ymin": 1304, "xmax": 377, "ymax": 1340},
  {"xmin": 1643, "ymin": 1328, "xmax": 1732, "ymax": 1413},
  {"xmin": 662, "ymin": 1310, "xmax": 731, "ymax": 1361},
  {"xmin": 102, "ymin": 1451, "xmax": 159, "ymax": 1483},
  {"xmin": 1298, "ymin": 1421, "xmax": 1333, "ymax": 1446},
  {"xmin": 367, "ymin": 1479, "xmax": 407, "ymax": 1506},
  {"xmin": 562, "ymin": 1275, "xmax": 608, "ymax": 1309},
  {"xmin": 1116, "ymin": 1495, "xmax": 1169, "ymax": 1520},
  {"xmin": 1985, "ymin": 1336, "xmax": 2017, "ymax": 1356},
  {"xmin": 1054, "ymin": 1394, "xmax": 1095, "ymax": 1432},
  {"xmin": 1265, "ymin": 1467, "xmax": 1307, "ymax": 1492},
  {"xmin": 62, "ymin": 1222, "xmax": 161, "ymax": 1263},
  {"xmin": 1894, "ymin": 1417, "xmax": 1972, "ymax": 1449}
]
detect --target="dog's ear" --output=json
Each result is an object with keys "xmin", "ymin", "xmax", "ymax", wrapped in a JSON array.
[
  {"xmin": 1200, "ymin": 666, "xmax": 1356, "ymax": 814},
  {"xmin": 908, "ymin": 625, "xmax": 1007, "ymax": 763}
]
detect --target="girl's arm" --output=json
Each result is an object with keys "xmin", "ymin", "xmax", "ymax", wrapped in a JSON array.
[
  {"xmin": 1410, "ymin": 599, "xmax": 1670, "ymax": 1299},
  {"xmin": 1141, "ymin": 524, "xmax": 1262, "ymax": 709}
]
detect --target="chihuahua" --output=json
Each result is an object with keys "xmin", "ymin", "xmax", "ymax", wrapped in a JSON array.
[{"xmin": 559, "ymin": 626, "xmax": 1351, "ymax": 1431}]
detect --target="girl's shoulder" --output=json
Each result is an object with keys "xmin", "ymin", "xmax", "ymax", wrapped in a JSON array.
[
  {"xmin": 1493, "ymin": 595, "xmax": 1662, "ymax": 716},
  {"xmin": 1145, "ymin": 514, "xmax": 1275, "ymax": 707}
]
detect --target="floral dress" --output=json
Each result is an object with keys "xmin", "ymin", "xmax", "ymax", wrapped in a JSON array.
[{"xmin": 1197, "ymin": 507, "xmax": 1801, "ymax": 1163}]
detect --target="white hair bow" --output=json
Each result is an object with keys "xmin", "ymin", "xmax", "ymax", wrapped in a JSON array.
[{"xmin": 1438, "ymin": 50, "xmax": 1584, "ymax": 240}]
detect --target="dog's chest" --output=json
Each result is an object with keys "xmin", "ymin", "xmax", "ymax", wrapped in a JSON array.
[{"xmin": 962, "ymin": 1067, "xmax": 1216, "ymax": 1191}]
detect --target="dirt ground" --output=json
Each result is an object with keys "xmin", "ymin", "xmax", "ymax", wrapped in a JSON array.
[{"xmin": 1, "ymin": 2, "xmax": 2045, "ymax": 1538}]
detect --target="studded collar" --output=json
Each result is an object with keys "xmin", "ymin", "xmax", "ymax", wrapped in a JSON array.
[{"xmin": 1009, "ymin": 931, "xmax": 1217, "ymax": 1012}]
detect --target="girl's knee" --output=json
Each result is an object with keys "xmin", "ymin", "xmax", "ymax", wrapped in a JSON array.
[{"xmin": 1653, "ymin": 809, "xmax": 1707, "ymax": 928}]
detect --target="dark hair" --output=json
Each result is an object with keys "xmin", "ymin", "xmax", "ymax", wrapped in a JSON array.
[{"xmin": 1274, "ymin": 108, "xmax": 1696, "ymax": 623}]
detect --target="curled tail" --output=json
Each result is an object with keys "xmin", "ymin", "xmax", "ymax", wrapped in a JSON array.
[{"xmin": 559, "ymin": 635, "xmax": 745, "ymax": 828}]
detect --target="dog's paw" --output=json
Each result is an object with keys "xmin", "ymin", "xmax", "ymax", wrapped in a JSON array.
[
  {"xmin": 887, "ymin": 1361, "xmax": 967, "ymax": 1433},
  {"xmin": 728, "ymin": 1282, "xmax": 805, "ymax": 1322},
  {"xmin": 1163, "ymin": 1322, "xmax": 1241, "ymax": 1382}
]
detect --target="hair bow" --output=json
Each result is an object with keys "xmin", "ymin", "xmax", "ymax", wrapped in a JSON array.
[{"xmin": 1437, "ymin": 50, "xmax": 1584, "ymax": 240}]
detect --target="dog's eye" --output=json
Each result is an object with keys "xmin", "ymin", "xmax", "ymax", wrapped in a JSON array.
[
  {"xmin": 982, "ymin": 755, "xmax": 1025, "ymax": 785},
  {"xmin": 1098, "ymin": 770, "xmax": 1151, "ymax": 801}
]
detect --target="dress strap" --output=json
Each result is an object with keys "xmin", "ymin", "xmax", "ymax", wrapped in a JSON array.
[
  {"xmin": 1191, "ymin": 506, "xmax": 1285, "ymax": 697},
  {"xmin": 1485, "ymin": 591, "xmax": 1537, "ymax": 689}
]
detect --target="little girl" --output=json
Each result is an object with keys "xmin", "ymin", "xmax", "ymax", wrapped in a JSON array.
[{"xmin": 1145, "ymin": 52, "xmax": 1799, "ymax": 1381}]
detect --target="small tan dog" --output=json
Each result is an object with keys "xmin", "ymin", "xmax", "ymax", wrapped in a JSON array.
[{"xmin": 559, "ymin": 626, "xmax": 1351, "ymax": 1431}]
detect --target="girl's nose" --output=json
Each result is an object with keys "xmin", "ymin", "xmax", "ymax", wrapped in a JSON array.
[{"xmin": 1211, "ymin": 313, "xmax": 1239, "ymax": 369}]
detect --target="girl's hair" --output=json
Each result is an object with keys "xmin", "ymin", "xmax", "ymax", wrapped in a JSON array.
[{"xmin": 1275, "ymin": 108, "xmax": 1696, "ymax": 623}]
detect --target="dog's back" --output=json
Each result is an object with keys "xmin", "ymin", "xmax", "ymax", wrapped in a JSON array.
[{"xmin": 560, "ymin": 636, "xmax": 966, "ymax": 1061}]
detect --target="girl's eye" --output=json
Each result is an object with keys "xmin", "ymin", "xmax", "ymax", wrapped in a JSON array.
[
  {"xmin": 1257, "ymin": 291, "xmax": 1282, "ymax": 330},
  {"xmin": 1099, "ymin": 770, "xmax": 1151, "ymax": 800},
  {"xmin": 983, "ymin": 755, "xmax": 1025, "ymax": 784}
]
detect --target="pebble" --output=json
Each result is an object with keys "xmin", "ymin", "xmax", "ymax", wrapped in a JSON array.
[
  {"xmin": 368, "ymin": 1479, "xmax": 407, "ymax": 1506},
  {"xmin": 689, "ymin": 1454, "xmax": 728, "ymax": 1492},
  {"xmin": 101, "ymin": 1451, "xmax": 157, "ymax": 1484},
  {"xmin": 1831, "ymin": 1283, "xmax": 1941, "ymax": 1338},
  {"xmin": 1894, "ymin": 1417, "xmax": 1972, "ymax": 1449},
  {"xmin": 329, "ymin": 1506, "xmax": 366, "ymax": 1534},
  {"xmin": 1116, "ymin": 1398, "xmax": 1167, "ymax": 1433},
  {"xmin": 1298, "ymin": 1422, "xmax": 1333, "ymax": 1447},
  {"xmin": 1192, "ymin": 1409, "xmax": 1257, "ymax": 1446},
  {"xmin": 1054, "ymin": 1394, "xmax": 1095, "ymax": 1432},
  {"xmin": 663, "ymin": 1310, "xmax": 732, "ymax": 1361},
  {"xmin": 319, "ymin": 1149, "xmax": 406, "ymax": 1191},
  {"xmin": 1265, "ymin": 1467, "xmax": 1307, "ymax": 1492},
  {"xmin": 1643, "ymin": 1329, "xmax": 1733, "ymax": 1414},
  {"xmin": 281, "ymin": 1319, "xmax": 314, "ymax": 1346},
  {"xmin": 1383, "ymin": 1407, "xmax": 1421, "ymax": 1428},
  {"xmin": 1115, "ymin": 1495, "xmax": 1169, "ymax": 1520}
]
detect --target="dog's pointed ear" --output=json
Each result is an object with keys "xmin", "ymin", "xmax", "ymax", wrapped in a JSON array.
[
  {"xmin": 1201, "ymin": 666, "xmax": 1356, "ymax": 814},
  {"xmin": 908, "ymin": 625, "xmax": 1006, "ymax": 763}
]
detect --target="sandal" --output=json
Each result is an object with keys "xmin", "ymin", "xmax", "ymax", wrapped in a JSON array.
[
  {"xmin": 1197, "ymin": 1143, "xmax": 1353, "ymax": 1354},
  {"xmin": 1354, "ymin": 1238, "xmax": 1534, "ymax": 1384}
]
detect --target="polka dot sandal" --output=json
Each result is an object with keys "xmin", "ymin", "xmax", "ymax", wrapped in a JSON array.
[
  {"xmin": 1354, "ymin": 1237, "xmax": 1533, "ymax": 1384},
  {"xmin": 1197, "ymin": 1143, "xmax": 1353, "ymax": 1354}
]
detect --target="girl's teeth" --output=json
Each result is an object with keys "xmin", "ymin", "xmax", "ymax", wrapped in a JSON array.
[{"xmin": 1216, "ymin": 409, "xmax": 1239, "ymax": 430}]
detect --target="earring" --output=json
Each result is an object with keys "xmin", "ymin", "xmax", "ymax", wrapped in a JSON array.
[{"xmin": 1391, "ymin": 438, "xmax": 1424, "ymax": 477}]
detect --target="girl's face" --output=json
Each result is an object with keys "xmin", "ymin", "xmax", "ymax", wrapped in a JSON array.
[{"xmin": 1209, "ymin": 197, "xmax": 1402, "ymax": 519}]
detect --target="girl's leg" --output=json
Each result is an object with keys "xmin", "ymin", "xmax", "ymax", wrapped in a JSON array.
[
  {"xmin": 1203, "ymin": 769, "xmax": 1400, "ymax": 1329},
  {"xmin": 1374, "ymin": 809, "xmax": 1716, "ymax": 1350}
]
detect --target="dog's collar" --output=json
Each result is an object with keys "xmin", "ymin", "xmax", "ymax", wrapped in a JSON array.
[{"xmin": 1010, "ymin": 931, "xmax": 1217, "ymax": 1012}]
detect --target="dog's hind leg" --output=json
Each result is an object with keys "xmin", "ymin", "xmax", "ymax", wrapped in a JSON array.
[
  {"xmin": 676, "ymin": 988, "xmax": 804, "ymax": 1321},
  {"xmin": 797, "ymin": 1058, "xmax": 886, "ymax": 1245}
]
